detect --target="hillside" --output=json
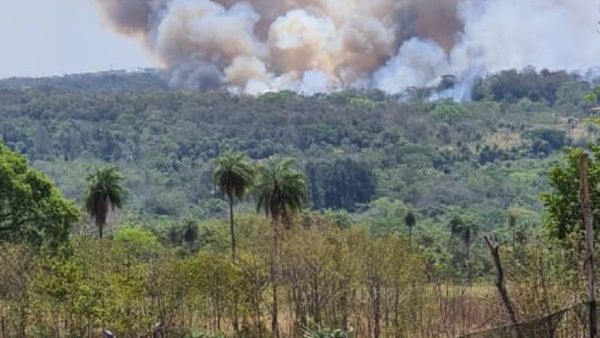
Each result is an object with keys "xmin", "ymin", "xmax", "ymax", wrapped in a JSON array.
[{"xmin": 0, "ymin": 69, "xmax": 595, "ymax": 234}]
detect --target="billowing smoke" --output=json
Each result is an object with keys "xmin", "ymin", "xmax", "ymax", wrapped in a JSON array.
[{"xmin": 95, "ymin": 0, "xmax": 600, "ymax": 97}]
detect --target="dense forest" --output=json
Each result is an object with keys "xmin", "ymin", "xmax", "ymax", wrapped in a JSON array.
[
  {"xmin": 1, "ymin": 68, "xmax": 600, "ymax": 337},
  {"xmin": 0, "ymin": 69, "xmax": 593, "ymax": 224}
]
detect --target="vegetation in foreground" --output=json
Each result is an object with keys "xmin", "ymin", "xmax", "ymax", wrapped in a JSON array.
[{"xmin": 1, "ymin": 127, "xmax": 598, "ymax": 337}]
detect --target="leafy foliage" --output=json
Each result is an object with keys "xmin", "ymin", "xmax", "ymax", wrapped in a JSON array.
[
  {"xmin": 0, "ymin": 141, "xmax": 79, "ymax": 247},
  {"xmin": 541, "ymin": 147, "xmax": 600, "ymax": 241},
  {"xmin": 527, "ymin": 129, "xmax": 567, "ymax": 151},
  {"xmin": 303, "ymin": 325, "xmax": 351, "ymax": 338},
  {"xmin": 307, "ymin": 157, "xmax": 376, "ymax": 211},
  {"xmin": 473, "ymin": 68, "xmax": 581, "ymax": 104},
  {"xmin": 0, "ymin": 217, "xmax": 435, "ymax": 338},
  {"xmin": 431, "ymin": 102, "xmax": 465, "ymax": 123}
]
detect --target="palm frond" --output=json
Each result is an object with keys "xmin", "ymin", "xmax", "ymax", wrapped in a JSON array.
[
  {"xmin": 213, "ymin": 151, "xmax": 255, "ymax": 201},
  {"xmin": 84, "ymin": 166, "xmax": 124, "ymax": 236},
  {"xmin": 255, "ymin": 156, "xmax": 307, "ymax": 222}
]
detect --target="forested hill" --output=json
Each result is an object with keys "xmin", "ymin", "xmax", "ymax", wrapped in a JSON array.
[
  {"xmin": 0, "ymin": 68, "xmax": 596, "ymax": 234},
  {"xmin": 0, "ymin": 69, "xmax": 169, "ymax": 92}
]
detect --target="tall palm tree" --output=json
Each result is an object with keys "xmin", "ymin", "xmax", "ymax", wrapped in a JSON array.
[
  {"xmin": 449, "ymin": 216, "xmax": 479, "ymax": 281},
  {"xmin": 404, "ymin": 211, "xmax": 416, "ymax": 245},
  {"xmin": 449, "ymin": 216, "xmax": 479, "ymax": 260},
  {"xmin": 255, "ymin": 156, "xmax": 307, "ymax": 338},
  {"xmin": 213, "ymin": 151, "xmax": 255, "ymax": 259},
  {"xmin": 85, "ymin": 166, "xmax": 124, "ymax": 239}
]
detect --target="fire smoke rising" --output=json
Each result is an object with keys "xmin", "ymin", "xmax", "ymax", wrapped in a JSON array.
[{"xmin": 95, "ymin": 0, "xmax": 600, "ymax": 97}]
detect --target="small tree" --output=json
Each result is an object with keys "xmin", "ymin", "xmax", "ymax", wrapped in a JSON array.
[
  {"xmin": 84, "ymin": 166, "xmax": 124, "ymax": 239},
  {"xmin": 0, "ymin": 141, "xmax": 79, "ymax": 247},
  {"xmin": 542, "ymin": 147, "xmax": 600, "ymax": 243}
]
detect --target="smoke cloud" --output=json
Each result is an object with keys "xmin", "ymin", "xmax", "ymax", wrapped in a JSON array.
[{"xmin": 95, "ymin": 0, "xmax": 600, "ymax": 96}]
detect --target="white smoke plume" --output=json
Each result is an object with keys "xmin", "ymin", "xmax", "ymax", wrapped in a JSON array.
[{"xmin": 95, "ymin": 0, "xmax": 600, "ymax": 96}]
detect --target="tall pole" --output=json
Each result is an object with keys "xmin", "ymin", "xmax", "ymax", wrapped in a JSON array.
[{"xmin": 579, "ymin": 153, "xmax": 597, "ymax": 338}]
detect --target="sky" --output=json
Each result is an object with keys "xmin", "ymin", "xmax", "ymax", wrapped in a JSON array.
[{"xmin": 0, "ymin": 0, "xmax": 156, "ymax": 78}]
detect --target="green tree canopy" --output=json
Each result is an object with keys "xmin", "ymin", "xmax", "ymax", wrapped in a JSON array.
[
  {"xmin": 541, "ymin": 147, "xmax": 600, "ymax": 241},
  {"xmin": 0, "ymin": 142, "xmax": 79, "ymax": 247}
]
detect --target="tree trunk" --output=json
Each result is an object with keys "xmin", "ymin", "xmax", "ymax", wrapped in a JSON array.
[
  {"xmin": 255, "ymin": 294, "xmax": 263, "ymax": 338},
  {"xmin": 255, "ymin": 287, "xmax": 264, "ymax": 338},
  {"xmin": 19, "ymin": 302, "xmax": 26, "ymax": 338},
  {"xmin": 465, "ymin": 237, "xmax": 472, "ymax": 284},
  {"xmin": 1, "ymin": 306, "xmax": 5, "ymax": 338},
  {"xmin": 232, "ymin": 296, "xmax": 240, "ymax": 334},
  {"xmin": 512, "ymin": 225, "xmax": 516, "ymax": 248},
  {"xmin": 373, "ymin": 285, "xmax": 381, "ymax": 338},
  {"xmin": 229, "ymin": 195, "xmax": 236, "ymax": 259},
  {"xmin": 340, "ymin": 289, "xmax": 349, "ymax": 332},
  {"xmin": 271, "ymin": 219, "xmax": 280, "ymax": 338},
  {"xmin": 537, "ymin": 253, "xmax": 553, "ymax": 337},
  {"xmin": 484, "ymin": 235, "xmax": 523, "ymax": 338},
  {"xmin": 313, "ymin": 267, "xmax": 321, "ymax": 325},
  {"xmin": 393, "ymin": 288, "xmax": 400, "ymax": 338},
  {"xmin": 579, "ymin": 153, "xmax": 597, "ymax": 338},
  {"xmin": 216, "ymin": 272, "xmax": 222, "ymax": 331}
]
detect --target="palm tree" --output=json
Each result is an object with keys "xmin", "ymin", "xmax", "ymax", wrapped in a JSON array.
[
  {"xmin": 449, "ymin": 216, "xmax": 479, "ymax": 260},
  {"xmin": 449, "ymin": 216, "xmax": 479, "ymax": 281},
  {"xmin": 85, "ymin": 166, "xmax": 124, "ymax": 239},
  {"xmin": 213, "ymin": 151, "xmax": 255, "ymax": 258},
  {"xmin": 404, "ymin": 211, "xmax": 416, "ymax": 245},
  {"xmin": 255, "ymin": 156, "xmax": 307, "ymax": 338},
  {"xmin": 256, "ymin": 157, "xmax": 307, "ymax": 225}
]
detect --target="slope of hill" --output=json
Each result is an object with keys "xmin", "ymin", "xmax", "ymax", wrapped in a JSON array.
[{"xmin": 0, "ymin": 69, "xmax": 595, "ymax": 234}]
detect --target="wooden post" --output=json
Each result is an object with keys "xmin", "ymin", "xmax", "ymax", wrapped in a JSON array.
[
  {"xmin": 579, "ymin": 153, "xmax": 597, "ymax": 338},
  {"xmin": 484, "ymin": 235, "xmax": 523, "ymax": 338}
]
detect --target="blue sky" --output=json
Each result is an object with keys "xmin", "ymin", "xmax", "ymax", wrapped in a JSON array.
[{"xmin": 0, "ymin": 0, "xmax": 155, "ymax": 78}]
